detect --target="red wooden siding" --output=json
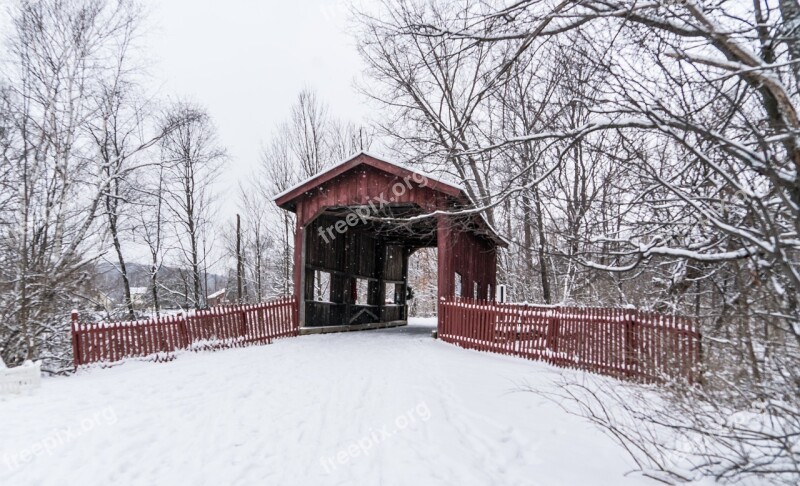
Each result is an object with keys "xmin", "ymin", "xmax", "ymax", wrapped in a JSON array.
[
  {"xmin": 275, "ymin": 153, "xmax": 463, "ymax": 211},
  {"xmin": 447, "ymin": 219, "xmax": 497, "ymax": 299},
  {"xmin": 293, "ymin": 167, "xmax": 452, "ymax": 228}
]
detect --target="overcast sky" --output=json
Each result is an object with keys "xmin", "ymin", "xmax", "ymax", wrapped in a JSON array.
[{"xmin": 142, "ymin": 0, "xmax": 374, "ymax": 215}]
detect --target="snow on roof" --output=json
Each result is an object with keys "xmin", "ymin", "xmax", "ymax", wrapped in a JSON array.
[
  {"xmin": 130, "ymin": 287, "xmax": 148, "ymax": 295},
  {"xmin": 271, "ymin": 151, "xmax": 466, "ymax": 202},
  {"xmin": 474, "ymin": 212, "xmax": 512, "ymax": 248},
  {"xmin": 208, "ymin": 288, "xmax": 226, "ymax": 299},
  {"xmin": 360, "ymin": 151, "xmax": 466, "ymax": 191}
]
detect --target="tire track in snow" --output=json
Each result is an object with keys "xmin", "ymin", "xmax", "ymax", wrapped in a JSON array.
[{"xmin": 393, "ymin": 327, "xmax": 542, "ymax": 486}]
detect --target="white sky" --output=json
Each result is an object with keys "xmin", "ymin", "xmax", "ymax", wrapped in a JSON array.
[{"xmin": 141, "ymin": 0, "xmax": 374, "ymax": 217}]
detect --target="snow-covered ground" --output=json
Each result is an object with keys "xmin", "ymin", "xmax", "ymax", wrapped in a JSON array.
[{"xmin": 1, "ymin": 318, "xmax": 696, "ymax": 486}]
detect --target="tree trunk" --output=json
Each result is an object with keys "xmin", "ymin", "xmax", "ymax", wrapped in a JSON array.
[
  {"xmin": 534, "ymin": 190, "xmax": 552, "ymax": 304},
  {"xmin": 108, "ymin": 206, "xmax": 135, "ymax": 320},
  {"xmin": 150, "ymin": 263, "xmax": 160, "ymax": 318}
]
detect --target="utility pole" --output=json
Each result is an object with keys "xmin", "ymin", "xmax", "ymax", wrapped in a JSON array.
[{"xmin": 236, "ymin": 214, "xmax": 244, "ymax": 303}]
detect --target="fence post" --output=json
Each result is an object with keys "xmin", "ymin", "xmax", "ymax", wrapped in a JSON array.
[
  {"xmin": 517, "ymin": 303, "xmax": 528, "ymax": 357},
  {"xmin": 690, "ymin": 319, "xmax": 703, "ymax": 385},
  {"xmin": 294, "ymin": 296, "xmax": 300, "ymax": 336},
  {"xmin": 178, "ymin": 313, "xmax": 190, "ymax": 349},
  {"xmin": 547, "ymin": 306, "xmax": 560, "ymax": 365},
  {"xmin": 624, "ymin": 308, "xmax": 638, "ymax": 379},
  {"xmin": 240, "ymin": 307, "xmax": 248, "ymax": 339},
  {"xmin": 71, "ymin": 310, "xmax": 81, "ymax": 370}
]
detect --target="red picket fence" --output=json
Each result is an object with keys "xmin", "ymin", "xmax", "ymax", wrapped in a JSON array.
[
  {"xmin": 438, "ymin": 299, "xmax": 702, "ymax": 383},
  {"xmin": 71, "ymin": 296, "xmax": 298, "ymax": 368}
]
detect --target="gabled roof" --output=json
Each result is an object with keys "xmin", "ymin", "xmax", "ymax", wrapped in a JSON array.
[
  {"xmin": 273, "ymin": 152, "xmax": 463, "ymax": 208},
  {"xmin": 273, "ymin": 152, "xmax": 509, "ymax": 247},
  {"xmin": 208, "ymin": 288, "xmax": 226, "ymax": 299}
]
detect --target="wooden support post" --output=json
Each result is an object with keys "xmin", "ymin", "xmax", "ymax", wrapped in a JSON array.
[
  {"xmin": 236, "ymin": 214, "xmax": 244, "ymax": 303},
  {"xmin": 547, "ymin": 307, "xmax": 560, "ymax": 366},
  {"xmin": 71, "ymin": 310, "xmax": 80, "ymax": 370},
  {"xmin": 624, "ymin": 308, "xmax": 638, "ymax": 379}
]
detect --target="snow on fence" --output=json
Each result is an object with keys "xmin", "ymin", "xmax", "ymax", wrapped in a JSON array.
[
  {"xmin": 438, "ymin": 299, "xmax": 701, "ymax": 383},
  {"xmin": 71, "ymin": 296, "xmax": 298, "ymax": 369},
  {"xmin": 0, "ymin": 360, "xmax": 42, "ymax": 394}
]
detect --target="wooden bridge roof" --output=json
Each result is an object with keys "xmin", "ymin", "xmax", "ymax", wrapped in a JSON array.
[{"xmin": 273, "ymin": 152, "xmax": 507, "ymax": 247}]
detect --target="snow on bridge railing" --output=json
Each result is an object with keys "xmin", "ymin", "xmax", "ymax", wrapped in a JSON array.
[
  {"xmin": 71, "ymin": 296, "xmax": 299, "ymax": 369},
  {"xmin": 438, "ymin": 298, "xmax": 702, "ymax": 384}
]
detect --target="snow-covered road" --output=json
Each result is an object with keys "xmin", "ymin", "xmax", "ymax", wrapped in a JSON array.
[{"xmin": 2, "ymin": 318, "xmax": 667, "ymax": 486}]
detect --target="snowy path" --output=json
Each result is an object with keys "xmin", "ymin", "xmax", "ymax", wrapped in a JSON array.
[{"xmin": 2, "ymin": 318, "xmax": 668, "ymax": 486}]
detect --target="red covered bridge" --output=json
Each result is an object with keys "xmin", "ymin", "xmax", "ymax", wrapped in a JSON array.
[
  {"xmin": 71, "ymin": 151, "xmax": 700, "ymax": 384},
  {"xmin": 274, "ymin": 152, "xmax": 507, "ymax": 330}
]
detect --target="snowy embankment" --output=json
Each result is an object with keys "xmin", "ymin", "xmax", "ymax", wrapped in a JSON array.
[{"xmin": 1, "ymin": 318, "xmax": 709, "ymax": 486}]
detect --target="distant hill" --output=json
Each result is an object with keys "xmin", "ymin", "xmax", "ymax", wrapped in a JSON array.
[{"xmin": 92, "ymin": 261, "xmax": 228, "ymax": 309}]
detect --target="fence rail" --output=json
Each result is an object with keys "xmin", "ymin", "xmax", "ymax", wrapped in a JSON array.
[
  {"xmin": 71, "ymin": 296, "xmax": 298, "ymax": 368},
  {"xmin": 438, "ymin": 299, "xmax": 701, "ymax": 383}
]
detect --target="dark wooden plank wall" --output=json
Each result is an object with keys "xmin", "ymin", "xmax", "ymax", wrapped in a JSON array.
[
  {"xmin": 303, "ymin": 216, "xmax": 410, "ymax": 327},
  {"xmin": 384, "ymin": 245, "xmax": 405, "ymax": 281},
  {"xmin": 305, "ymin": 214, "xmax": 347, "ymax": 271},
  {"xmin": 382, "ymin": 245, "xmax": 408, "ymax": 322}
]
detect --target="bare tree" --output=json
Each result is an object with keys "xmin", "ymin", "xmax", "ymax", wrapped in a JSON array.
[
  {"xmin": 357, "ymin": 0, "xmax": 800, "ymax": 482},
  {"xmin": 239, "ymin": 87, "xmax": 373, "ymax": 299},
  {"xmin": 356, "ymin": 0, "xmax": 516, "ymax": 226},
  {"xmin": 0, "ymin": 0, "xmax": 150, "ymax": 370},
  {"xmin": 134, "ymin": 162, "xmax": 168, "ymax": 317},
  {"xmin": 329, "ymin": 119, "xmax": 374, "ymax": 161},
  {"xmin": 84, "ymin": 7, "xmax": 169, "ymax": 320},
  {"xmin": 290, "ymin": 88, "xmax": 331, "ymax": 178},
  {"xmin": 259, "ymin": 130, "xmax": 298, "ymax": 297},
  {"xmin": 160, "ymin": 103, "xmax": 226, "ymax": 310}
]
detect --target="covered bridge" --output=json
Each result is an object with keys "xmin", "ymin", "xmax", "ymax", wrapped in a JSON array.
[{"xmin": 274, "ymin": 153, "xmax": 506, "ymax": 330}]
